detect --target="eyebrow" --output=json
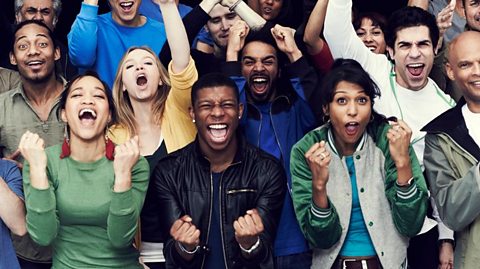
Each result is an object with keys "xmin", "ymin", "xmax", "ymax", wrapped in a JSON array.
[
  {"xmin": 15, "ymin": 33, "xmax": 50, "ymax": 43},
  {"xmin": 242, "ymin": 55, "xmax": 276, "ymax": 61}
]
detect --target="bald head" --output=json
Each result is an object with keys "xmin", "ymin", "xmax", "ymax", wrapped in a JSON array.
[{"xmin": 446, "ymin": 31, "xmax": 480, "ymax": 110}]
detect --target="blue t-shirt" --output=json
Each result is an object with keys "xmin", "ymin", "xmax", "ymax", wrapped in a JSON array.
[
  {"xmin": 339, "ymin": 156, "xmax": 376, "ymax": 256},
  {"xmin": 204, "ymin": 172, "xmax": 225, "ymax": 269},
  {"xmin": 0, "ymin": 160, "xmax": 23, "ymax": 269}
]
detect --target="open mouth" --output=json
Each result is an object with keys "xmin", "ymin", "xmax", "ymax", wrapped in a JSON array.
[
  {"xmin": 136, "ymin": 74, "xmax": 147, "ymax": 86},
  {"xmin": 366, "ymin": 46, "xmax": 377, "ymax": 52},
  {"xmin": 250, "ymin": 75, "xmax": 270, "ymax": 96},
  {"xmin": 406, "ymin": 63, "xmax": 425, "ymax": 77},
  {"xmin": 119, "ymin": 1, "xmax": 134, "ymax": 12},
  {"xmin": 263, "ymin": 7, "xmax": 272, "ymax": 15},
  {"xmin": 26, "ymin": 59, "xmax": 44, "ymax": 69},
  {"xmin": 345, "ymin": 122, "xmax": 359, "ymax": 136},
  {"xmin": 79, "ymin": 108, "xmax": 97, "ymax": 126},
  {"xmin": 208, "ymin": 124, "xmax": 228, "ymax": 142}
]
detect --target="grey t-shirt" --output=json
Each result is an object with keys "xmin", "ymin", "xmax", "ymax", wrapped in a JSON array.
[{"xmin": 428, "ymin": 0, "xmax": 466, "ymax": 45}]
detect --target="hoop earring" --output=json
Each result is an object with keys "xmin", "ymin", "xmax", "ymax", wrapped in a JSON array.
[
  {"xmin": 60, "ymin": 124, "xmax": 70, "ymax": 159},
  {"xmin": 370, "ymin": 114, "xmax": 375, "ymax": 122},
  {"xmin": 105, "ymin": 128, "xmax": 115, "ymax": 160},
  {"xmin": 322, "ymin": 114, "xmax": 330, "ymax": 124}
]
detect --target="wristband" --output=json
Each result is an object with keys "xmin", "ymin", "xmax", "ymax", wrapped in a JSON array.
[
  {"xmin": 229, "ymin": 0, "xmax": 242, "ymax": 12},
  {"xmin": 239, "ymin": 237, "xmax": 260, "ymax": 254},
  {"xmin": 438, "ymin": 239, "xmax": 455, "ymax": 249},
  {"xmin": 177, "ymin": 241, "xmax": 200, "ymax": 255}
]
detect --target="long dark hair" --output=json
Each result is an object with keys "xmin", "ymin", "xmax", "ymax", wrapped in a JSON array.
[
  {"xmin": 58, "ymin": 70, "xmax": 117, "ymax": 126},
  {"xmin": 321, "ymin": 59, "xmax": 388, "ymax": 141}
]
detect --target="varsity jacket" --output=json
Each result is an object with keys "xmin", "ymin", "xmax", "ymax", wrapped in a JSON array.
[{"xmin": 290, "ymin": 122, "xmax": 428, "ymax": 269}]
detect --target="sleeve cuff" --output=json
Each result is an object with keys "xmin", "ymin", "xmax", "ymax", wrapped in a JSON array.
[
  {"xmin": 26, "ymin": 187, "xmax": 55, "ymax": 213},
  {"xmin": 311, "ymin": 201, "xmax": 332, "ymax": 219},
  {"xmin": 110, "ymin": 188, "xmax": 135, "ymax": 216},
  {"xmin": 395, "ymin": 181, "xmax": 419, "ymax": 201}
]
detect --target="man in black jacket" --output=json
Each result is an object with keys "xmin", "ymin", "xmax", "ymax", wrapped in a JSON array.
[{"xmin": 151, "ymin": 73, "xmax": 286, "ymax": 269}]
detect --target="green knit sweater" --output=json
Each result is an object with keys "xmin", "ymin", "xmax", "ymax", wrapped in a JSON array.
[{"xmin": 23, "ymin": 144, "xmax": 149, "ymax": 269}]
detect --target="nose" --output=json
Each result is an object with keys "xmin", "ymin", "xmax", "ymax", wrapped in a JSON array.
[
  {"xmin": 27, "ymin": 44, "xmax": 39, "ymax": 56},
  {"xmin": 220, "ymin": 18, "xmax": 229, "ymax": 31},
  {"xmin": 136, "ymin": 65, "xmax": 144, "ymax": 71},
  {"xmin": 473, "ymin": 62, "xmax": 480, "ymax": 76},
  {"xmin": 346, "ymin": 103, "xmax": 358, "ymax": 116},
  {"xmin": 363, "ymin": 32, "xmax": 373, "ymax": 42},
  {"xmin": 81, "ymin": 95, "xmax": 95, "ymax": 105},
  {"xmin": 264, "ymin": 0, "xmax": 274, "ymax": 5},
  {"xmin": 211, "ymin": 104, "xmax": 225, "ymax": 117},
  {"xmin": 32, "ymin": 11, "xmax": 44, "ymax": 22},
  {"xmin": 409, "ymin": 45, "xmax": 421, "ymax": 58},
  {"xmin": 253, "ymin": 61, "xmax": 265, "ymax": 71}
]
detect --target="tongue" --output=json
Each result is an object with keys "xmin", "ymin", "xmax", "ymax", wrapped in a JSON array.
[
  {"xmin": 137, "ymin": 77, "xmax": 147, "ymax": 86},
  {"xmin": 210, "ymin": 128, "xmax": 227, "ymax": 138},
  {"xmin": 407, "ymin": 66, "xmax": 423, "ymax": 76},
  {"xmin": 345, "ymin": 125, "xmax": 358, "ymax": 135}
]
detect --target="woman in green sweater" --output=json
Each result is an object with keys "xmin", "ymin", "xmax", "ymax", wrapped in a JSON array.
[{"xmin": 19, "ymin": 71, "xmax": 150, "ymax": 269}]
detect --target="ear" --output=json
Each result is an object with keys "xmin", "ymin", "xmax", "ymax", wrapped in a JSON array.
[
  {"xmin": 445, "ymin": 62, "xmax": 455, "ymax": 81},
  {"xmin": 15, "ymin": 13, "xmax": 21, "ymax": 25},
  {"xmin": 238, "ymin": 103, "xmax": 244, "ymax": 119},
  {"xmin": 322, "ymin": 105, "xmax": 329, "ymax": 115},
  {"xmin": 189, "ymin": 106, "xmax": 195, "ymax": 122},
  {"xmin": 61, "ymin": 109, "xmax": 67, "ymax": 123},
  {"xmin": 9, "ymin": 52, "xmax": 17, "ymax": 66},
  {"xmin": 54, "ymin": 46, "xmax": 60, "ymax": 61},
  {"xmin": 386, "ymin": 46, "xmax": 394, "ymax": 60}
]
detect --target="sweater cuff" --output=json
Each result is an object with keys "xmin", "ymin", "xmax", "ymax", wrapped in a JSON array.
[
  {"xmin": 395, "ymin": 181, "xmax": 419, "ymax": 202},
  {"xmin": 27, "ymin": 187, "xmax": 55, "ymax": 213},
  {"xmin": 79, "ymin": 2, "xmax": 99, "ymax": 20},
  {"xmin": 311, "ymin": 200, "xmax": 332, "ymax": 219},
  {"xmin": 110, "ymin": 188, "xmax": 135, "ymax": 216}
]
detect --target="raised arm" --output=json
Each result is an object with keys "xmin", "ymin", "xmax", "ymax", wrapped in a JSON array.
[
  {"xmin": 303, "ymin": 0, "xmax": 328, "ymax": 55},
  {"xmin": 19, "ymin": 131, "xmax": 59, "ymax": 246},
  {"xmin": 68, "ymin": 0, "xmax": 100, "ymax": 67},
  {"xmin": 408, "ymin": 0, "xmax": 429, "ymax": 9},
  {"xmin": 157, "ymin": 0, "xmax": 190, "ymax": 73},
  {"xmin": 222, "ymin": 0, "xmax": 266, "ymax": 30}
]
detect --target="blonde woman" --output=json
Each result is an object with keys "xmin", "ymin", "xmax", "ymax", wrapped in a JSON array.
[{"xmin": 109, "ymin": 0, "xmax": 197, "ymax": 268}]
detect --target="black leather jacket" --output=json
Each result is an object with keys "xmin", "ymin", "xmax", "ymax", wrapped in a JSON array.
[{"xmin": 152, "ymin": 136, "xmax": 286, "ymax": 269}]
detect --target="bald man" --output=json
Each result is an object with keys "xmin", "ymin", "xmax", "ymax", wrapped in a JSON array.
[{"xmin": 423, "ymin": 31, "xmax": 480, "ymax": 269}]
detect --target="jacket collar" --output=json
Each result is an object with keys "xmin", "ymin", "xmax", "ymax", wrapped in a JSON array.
[
  {"xmin": 192, "ymin": 131, "xmax": 246, "ymax": 168},
  {"xmin": 422, "ymin": 98, "xmax": 480, "ymax": 160}
]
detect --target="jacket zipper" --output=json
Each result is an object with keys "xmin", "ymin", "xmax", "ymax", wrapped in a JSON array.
[
  {"xmin": 200, "ymin": 173, "xmax": 214, "ymax": 269},
  {"xmin": 219, "ymin": 171, "xmax": 229, "ymax": 269}
]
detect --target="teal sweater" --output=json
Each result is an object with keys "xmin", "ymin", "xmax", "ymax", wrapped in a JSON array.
[{"xmin": 23, "ymin": 144, "xmax": 149, "ymax": 269}]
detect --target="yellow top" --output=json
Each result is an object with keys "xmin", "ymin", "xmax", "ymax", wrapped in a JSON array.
[{"xmin": 109, "ymin": 57, "xmax": 197, "ymax": 153}]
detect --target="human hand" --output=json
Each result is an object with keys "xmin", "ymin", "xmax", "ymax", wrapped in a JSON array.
[
  {"xmin": 271, "ymin": 24, "xmax": 302, "ymax": 62},
  {"xmin": 2, "ymin": 149, "xmax": 23, "ymax": 169},
  {"xmin": 304, "ymin": 141, "xmax": 330, "ymax": 189},
  {"xmin": 153, "ymin": 0, "xmax": 176, "ymax": 5},
  {"xmin": 227, "ymin": 20, "xmax": 250, "ymax": 59},
  {"xmin": 437, "ymin": 0, "xmax": 455, "ymax": 36},
  {"xmin": 113, "ymin": 136, "xmax": 140, "ymax": 177},
  {"xmin": 18, "ymin": 131, "xmax": 46, "ymax": 170},
  {"xmin": 387, "ymin": 120, "xmax": 412, "ymax": 167},
  {"xmin": 234, "ymin": 208, "xmax": 263, "ymax": 250},
  {"xmin": 438, "ymin": 241, "xmax": 454, "ymax": 269},
  {"xmin": 171, "ymin": 215, "xmax": 201, "ymax": 252}
]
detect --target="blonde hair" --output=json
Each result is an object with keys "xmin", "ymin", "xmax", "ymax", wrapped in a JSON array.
[{"xmin": 112, "ymin": 46, "xmax": 171, "ymax": 136}]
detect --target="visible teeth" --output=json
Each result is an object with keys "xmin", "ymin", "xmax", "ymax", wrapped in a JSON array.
[
  {"xmin": 79, "ymin": 108, "xmax": 96, "ymax": 118},
  {"xmin": 209, "ymin": 124, "xmax": 227, "ymax": 129},
  {"xmin": 346, "ymin": 122, "xmax": 358, "ymax": 126},
  {"xmin": 407, "ymin": 64, "xmax": 423, "ymax": 68},
  {"xmin": 253, "ymin": 78, "xmax": 267, "ymax": 83},
  {"xmin": 120, "ymin": 2, "xmax": 133, "ymax": 7},
  {"xmin": 28, "ymin": 61, "xmax": 42, "ymax": 65}
]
